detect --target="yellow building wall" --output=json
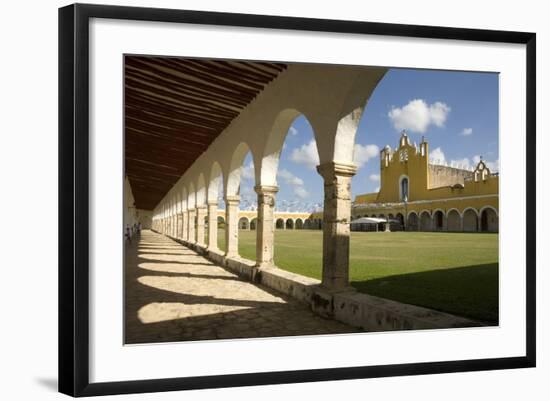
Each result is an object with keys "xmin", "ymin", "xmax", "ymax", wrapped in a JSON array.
[{"xmin": 352, "ymin": 133, "xmax": 499, "ymax": 224}]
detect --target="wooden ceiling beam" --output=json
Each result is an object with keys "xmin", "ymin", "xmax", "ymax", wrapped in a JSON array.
[{"xmin": 124, "ymin": 56, "xmax": 287, "ymax": 209}]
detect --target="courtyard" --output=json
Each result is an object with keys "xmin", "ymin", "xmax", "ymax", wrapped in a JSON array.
[
  {"xmin": 216, "ymin": 230, "xmax": 498, "ymax": 323},
  {"xmin": 125, "ymin": 230, "xmax": 357, "ymax": 344}
]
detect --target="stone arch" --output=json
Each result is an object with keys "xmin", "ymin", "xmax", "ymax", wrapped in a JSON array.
[
  {"xmin": 446, "ymin": 209, "xmax": 461, "ymax": 231},
  {"xmin": 180, "ymin": 186, "xmax": 187, "ymax": 212},
  {"xmin": 276, "ymin": 218, "xmax": 285, "ymax": 229},
  {"xmin": 217, "ymin": 215, "xmax": 226, "ymax": 228},
  {"xmin": 462, "ymin": 208, "xmax": 479, "ymax": 232},
  {"xmin": 250, "ymin": 218, "xmax": 257, "ymax": 230},
  {"xmin": 196, "ymin": 173, "xmax": 206, "ymax": 206},
  {"xmin": 395, "ymin": 213, "xmax": 405, "ymax": 231},
  {"xmin": 480, "ymin": 206, "xmax": 498, "ymax": 232},
  {"xmin": 295, "ymin": 218, "xmax": 304, "ymax": 229},
  {"xmin": 433, "ymin": 209, "xmax": 445, "ymax": 231},
  {"xmin": 208, "ymin": 161, "xmax": 223, "ymax": 203},
  {"xmin": 286, "ymin": 218, "xmax": 294, "ymax": 229},
  {"xmin": 187, "ymin": 182, "xmax": 196, "ymax": 209},
  {"xmin": 174, "ymin": 189, "xmax": 181, "ymax": 214},
  {"xmin": 239, "ymin": 216, "xmax": 250, "ymax": 230},
  {"xmin": 419, "ymin": 210, "xmax": 432, "ymax": 231},
  {"xmin": 226, "ymin": 142, "xmax": 254, "ymax": 197},
  {"xmin": 259, "ymin": 108, "xmax": 306, "ymax": 187}
]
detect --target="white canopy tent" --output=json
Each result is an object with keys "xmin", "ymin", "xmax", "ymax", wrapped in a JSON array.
[
  {"xmin": 351, "ymin": 217, "xmax": 388, "ymax": 224},
  {"xmin": 350, "ymin": 217, "xmax": 402, "ymax": 232}
]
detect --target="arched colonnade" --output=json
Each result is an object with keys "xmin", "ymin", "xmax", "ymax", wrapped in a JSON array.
[{"xmin": 151, "ymin": 63, "xmax": 387, "ymax": 291}]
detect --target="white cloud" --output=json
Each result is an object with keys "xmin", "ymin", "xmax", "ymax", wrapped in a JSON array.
[
  {"xmin": 428, "ymin": 148, "xmax": 499, "ymax": 172},
  {"xmin": 290, "ymin": 140, "xmax": 319, "ymax": 170},
  {"xmin": 353, "ymin": 144, "xmax": 379, "ymax": 168},
  {"xmin": 369, "ymin": 174, "xmax": 380, "ymax": 182},
  {"xmin": 278, "ymin": 169, "xmax": 304, "ymax": 186},
  {"xmin": 277, "ymin": 169, "xmax": 309, "ymax": 199},
  {"xmin": 429, "ymin": 147, "xmax": 446, "ymax": 164},
  {"xmin": 240, "ymin": 161, "xmax": 255, "ymax": 180},
  {"xmin": 293, "ymin": 186, "xmax": 309, "ymax": 199},
  {"xmin": 289, "ymin": 126, "xmax": 298, "ymax": 136},
  {"xmin": 429, "ymin": 102, "xmax": 451, "ymax": 127},
  {"xmin": 450, "ymin": 157, "xmax": 471, "ymax": 169},
  {"xmin": 290, "ymin": 140, "xmax": 378, "ymax": 170},
  {"xmin": 388, "ymin": 99, "xmax": 450, "ymax": 133},
  {"xmin": 460, "ymin": 127, "xmax": 473, "ymax": 136},
  {"xmin": 486, "ymin": 159, "xmax": 500, "ymax": 172},
  {"xmin": 374, "ymin": 186, "xmax": 380, "ymax": 192}
]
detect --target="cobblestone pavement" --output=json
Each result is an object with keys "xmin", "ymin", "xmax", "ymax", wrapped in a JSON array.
[{"xmin": 125, "ymin": 230, "xmax": 357, "ymax": 344}]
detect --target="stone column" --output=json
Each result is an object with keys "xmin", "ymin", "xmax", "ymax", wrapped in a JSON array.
[
  {"xmin": 224, "ymin": 195, "xmax": 240, "ymax": 258},
  {"xmin": 316, "ymin": 162, "xmax": 357, "ymax": 291},
  {"xmin": 207, "ymin": 201, "xmax": 218, "ymax": 250},
  {"xmin": 177, "ymin": 213, "xmax": 183, "ymax": 238},
  {"xmin": 196, "ymin": 205, "xmax": 207, "ymax": 246},
  {"xmin": 187, "ymin": 209, "xmax": 196, "ymax": 244},
  {"xmin": 255, "ymin": 185, "xmax": 278, "ymax": 268},
  {"xmin": 182, "ymin": 210, "xmax": 188, "ymax": 241}
]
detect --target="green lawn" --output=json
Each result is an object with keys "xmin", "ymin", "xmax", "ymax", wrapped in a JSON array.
[{"xmin": 217, "ymin": 229, "xmax": 498, "ymax": 323}]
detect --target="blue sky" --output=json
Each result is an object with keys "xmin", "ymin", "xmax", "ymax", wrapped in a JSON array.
[{"xmin": 238, "ymin": 68, "xmax": 499, "ymax": 211}]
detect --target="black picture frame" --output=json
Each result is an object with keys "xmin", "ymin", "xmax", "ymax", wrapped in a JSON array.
[{"xmin": 58, "ymin": 3, "xmax": 536, "ymax": 397}]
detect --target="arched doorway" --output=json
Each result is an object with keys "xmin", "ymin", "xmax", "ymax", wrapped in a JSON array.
[
  {"xmin": 433, "ymin": 210, "xmax": 445, "ymax": 231},
  {"xmin": 395, "ymin": 213, "xmax": 405, "ymax": 231},
  {"xmin": 250, "ymin": 218, "xmax": 257, "ymax": 230},
  {"xmin": 447, "ymin": 210, "xmax": 461, "ymax": 231},
  {"xmin": 239, "ymin": 217, "xmax": 250, "ymax": 230},
  {"xmin": 419, "ymin": 211, "xmax": 432, "ymax": 231},
  {"xmin": 295, "ymin": 218, "xmax": 304, "ymax": 229},
  {"xmin": 276, "ymin": 218, "xmax": 285, "ymax": 229},
  {"xmin": 285, "ymin": 218, "xmax": 294, "ymax": 230},
  {"xmin": 480, "ymin": 207, "xmax": 498, "ymax": 232},
  {"xmin": 407, "ymin": 212, "xmax": 418, "ymax": 231},
  {"xmin": 463, "ymin": 209, "xmax": 479, "ymax": 232}
]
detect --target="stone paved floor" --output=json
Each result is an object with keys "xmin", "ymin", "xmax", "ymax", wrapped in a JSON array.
[{"xmin": 125, "ymin": 230, "xmax": 357, "ymax": 344}]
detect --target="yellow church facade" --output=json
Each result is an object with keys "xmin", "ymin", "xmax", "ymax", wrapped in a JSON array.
[{"xmin": 352, "ymin": 132, "xmax": 499, "ymax": 232}]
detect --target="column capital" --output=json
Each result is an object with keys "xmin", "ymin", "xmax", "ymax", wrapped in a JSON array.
[
  {"xmin": 316, "ymin": 162, "xmax": 357, "ymax": 179},
  {"xmin": 195, "ymin": 204, "xmax": 208, "ymax": 211},
  {"xmin": 254, "ymin": 185, "xmax": 279, "ymax": 195},
  {"xmin": 207, "ymin": 200, "xmax": 218, "ymax": 206},
  {"xmin": 224, "ymin": 195, "xmax": 240, "ymax": 204}
]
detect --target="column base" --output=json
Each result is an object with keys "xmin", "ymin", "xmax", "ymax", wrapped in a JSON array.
[{"xmin": 311, "ymin": 285, "xmax": 357, "ymax": 318}]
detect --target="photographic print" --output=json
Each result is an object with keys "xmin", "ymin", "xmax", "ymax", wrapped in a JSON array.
[
  {"xmin": 123, "ymin": 56, "xmax": 499, "ymax": 344},
  {"xmin": 59, "ymin": 4, "xmax": 535, "ymax": 396}
]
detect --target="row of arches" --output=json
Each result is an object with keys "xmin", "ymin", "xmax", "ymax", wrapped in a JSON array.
[
  {"xmin": 353, "ymin": 206, "xmax": 498, "ymax": 232},
  {"xmin": 234, "ymin": 217, "xmax": 323, "ymax": 230}
]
